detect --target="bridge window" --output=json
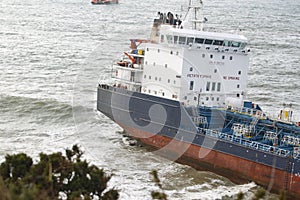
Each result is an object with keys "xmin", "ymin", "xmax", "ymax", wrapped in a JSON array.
[
  {"xmin": 166, "ymin": 35, "xmax": 173, "ymax": 43},
  {"xmin": 213, "ymin": 40, "xmax": 224, "ymax": 46},
  {"xmin": 240, "ymin": 43, "xmax": 247, "ymax": 49},
  {"xmin": 195, "ymin": 38, "xmax": 204, "ymax": 44},
  {"xmin": 204, "ymin": 39, "xmax": 213, "ymax": 45},
  {"xmin": 223, "ymin": 41, "xmax": 231, "ymax": 47},
  {"xmin": 187, "ymin": 37, "xmax": 194, "ymax": 44},
  {"xmin": 231, "ymin": 41, "xmax": 241, "ymax": 47},
  {"xmin": 160, "ymin": 35, "xmax": 164, "ymax": 43},
  {"xmin": 174, "ymin": 36, "xmax": 178, "ymax": 44},
  {"xmin": 179, "ymin": 36, "xmax": 186, "ymax": 45}
]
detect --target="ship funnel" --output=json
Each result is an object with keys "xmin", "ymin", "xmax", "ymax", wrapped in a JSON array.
[{"xmin": 182, "ymin": 0, "xmax": 205, "ymax": 31}]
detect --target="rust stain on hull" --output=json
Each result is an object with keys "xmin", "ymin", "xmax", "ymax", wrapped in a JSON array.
[{"xmin": 121, "ymin": 124, "xmax": 300, "ymax": 200}]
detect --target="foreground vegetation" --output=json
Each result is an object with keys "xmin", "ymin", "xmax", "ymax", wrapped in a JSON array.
[
  {"xmin": 0, "ymin": 145, "xmax": 118, "ymax": 200},
  {"xmin": 0, "ymin": 145, "xmax": 287, "ymax": 200}
]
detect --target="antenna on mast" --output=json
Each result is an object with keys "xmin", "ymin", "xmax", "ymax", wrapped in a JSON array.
[{"xmin": 182, "ymin": 0, "xmax": 206, "ymax": 31}]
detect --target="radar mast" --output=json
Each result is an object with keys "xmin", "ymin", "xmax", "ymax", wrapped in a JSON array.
[{"xmin": 182, "ymin": 0, "xmax": 205, "ymax": 31}]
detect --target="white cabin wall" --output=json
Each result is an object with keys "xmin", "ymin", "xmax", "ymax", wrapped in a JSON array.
[
  {"xmin": 141, "ymin": 44, "xmax": 183, "ymax": 100},
  {"xmin": 180, "ymin": 47, "xmax": 249, "ymax": 107}
]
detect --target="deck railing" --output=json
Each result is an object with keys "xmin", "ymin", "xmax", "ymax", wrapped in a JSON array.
[{"xmin": 197, "ymin": 128, "xmax": 294, "ymax": 158}]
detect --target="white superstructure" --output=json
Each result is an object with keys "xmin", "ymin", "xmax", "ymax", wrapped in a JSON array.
[{"xmin": 112, "ymin": 0, "xmax": 250, "ymax": 108}]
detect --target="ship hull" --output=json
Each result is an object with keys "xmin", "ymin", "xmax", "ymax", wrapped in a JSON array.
[{"xmin": 97, "ymin": 85, "xmax": 300, "ymax": 199}]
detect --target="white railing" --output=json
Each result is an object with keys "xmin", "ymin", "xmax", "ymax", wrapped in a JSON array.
[{"xmin": 197, "ymin": 128, "xmax": 293, "ymax": 158}]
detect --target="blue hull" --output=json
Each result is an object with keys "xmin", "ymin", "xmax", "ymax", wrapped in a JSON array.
[{"xmin": 97, "ymin": 84, "xmax": 300, "ymax": 198}]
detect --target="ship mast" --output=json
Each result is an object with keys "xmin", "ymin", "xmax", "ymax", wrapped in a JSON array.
[{"xmin": 183, "ymin": 0, "xmax": 205, "ymax": 31}]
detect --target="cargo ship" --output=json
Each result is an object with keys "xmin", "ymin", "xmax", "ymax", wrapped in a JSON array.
[{"xmin": 97, "ymin": 0, "xmax": 300, "ymax": 198}]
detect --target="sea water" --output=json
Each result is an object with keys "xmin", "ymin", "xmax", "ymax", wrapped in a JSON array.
[{"xmin": 0, "ymin": 0, "xmax": 299, "ymax": 199}]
